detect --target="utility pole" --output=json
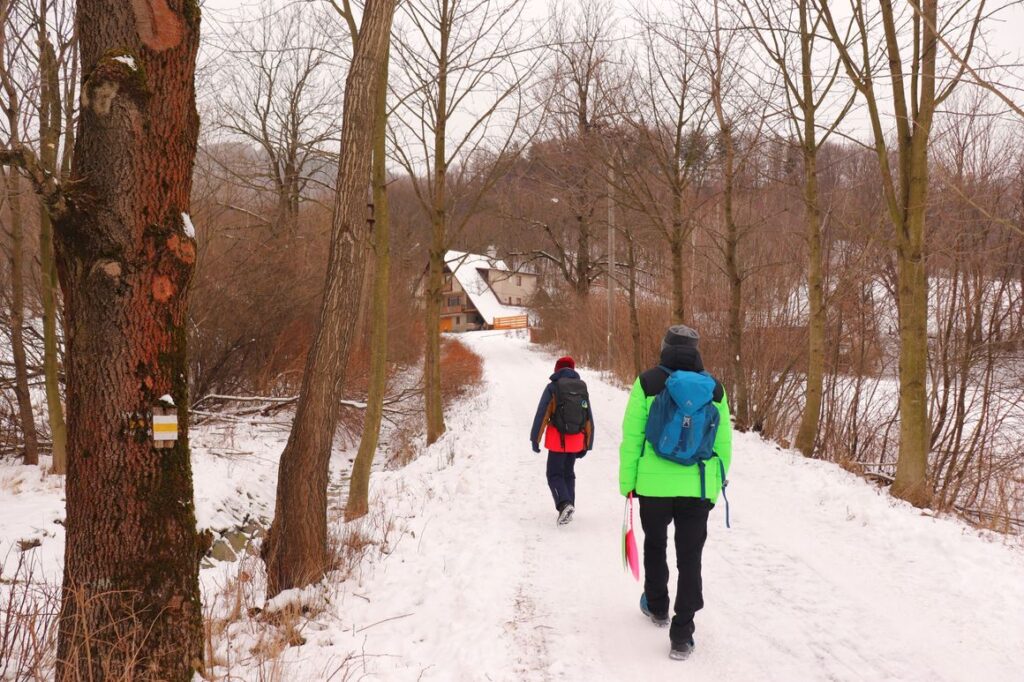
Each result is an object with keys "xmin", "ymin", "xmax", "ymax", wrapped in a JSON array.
[{"xmin": 607, "ymin": 164, "xmax": 615, "ymax": 371}]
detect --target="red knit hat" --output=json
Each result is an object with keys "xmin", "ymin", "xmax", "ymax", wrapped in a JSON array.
[{"xmin": 554, "ymin": 356, "xmax": 575, "ymax": 371}]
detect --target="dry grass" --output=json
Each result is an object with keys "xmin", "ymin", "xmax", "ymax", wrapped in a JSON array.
[{"xmin": 0, "ymin": 551, "xmax": 59, "ymax": 680}]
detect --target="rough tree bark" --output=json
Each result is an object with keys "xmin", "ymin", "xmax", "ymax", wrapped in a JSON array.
[
  {"xmin": 0, "ymin": 0, "xmax": 208, "ymax": 677},
  {"xmin": 263, "ymin": 0, "xmax": 396, "ymax": 596},
  {"xmin": 345, "ymin": 53, "xmax": 392, "ymax": 522}
]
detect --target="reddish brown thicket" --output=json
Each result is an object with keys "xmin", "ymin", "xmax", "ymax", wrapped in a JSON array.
[{"xmin": 439, "ymin": 338, "xmax": 484, "ymax": 403}]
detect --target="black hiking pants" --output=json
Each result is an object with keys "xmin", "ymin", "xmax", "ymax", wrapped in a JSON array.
[
  {"xmin": 638, "ymin": 496, "xmax": 712, "ymax": 643},
  {"xmin": 545, "ymin": 451, "xmax": 578, "ymax": 510}
]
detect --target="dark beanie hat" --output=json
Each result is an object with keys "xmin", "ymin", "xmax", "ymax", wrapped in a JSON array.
[
  {"xmin": 554, "ymin": 356, "xmax": 575, "ymax": 371},
  {"xmin": 662, "ymin": 324, "xmax": 700, "ymax": 351}
]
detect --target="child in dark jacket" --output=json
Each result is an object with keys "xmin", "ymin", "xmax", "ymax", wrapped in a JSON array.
[{"xmin": 530, "ymin": 356, "xmax": 595, "ymax": 525}]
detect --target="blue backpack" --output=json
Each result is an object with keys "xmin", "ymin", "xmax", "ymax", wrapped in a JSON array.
[
  {"xmin": 644, "ymin": 366, "xmax": 730, "ymax": 527},
  {"xmin": 645, "ymin": 367, "xmax": 720, "ymax": 466}
]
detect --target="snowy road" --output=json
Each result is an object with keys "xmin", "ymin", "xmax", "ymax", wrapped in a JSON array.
[
  {"xmin": 328, "ymin": 331, "xmax": 1024, "ymax": 681},
  {"xmin": 4, "ymin": 330, "xmax": 1022, "ymax": 680}
]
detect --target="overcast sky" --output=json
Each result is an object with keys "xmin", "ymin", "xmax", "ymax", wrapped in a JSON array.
[{"xmin": 196, "ymin": 0, "xmax": 1024, "ymax": 147}]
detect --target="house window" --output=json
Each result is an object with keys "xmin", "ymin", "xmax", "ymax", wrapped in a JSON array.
[
  {"xmin": 516, "ymin": 297, "xmax": 522, "ymax": 305},
  {"xmin": 516, "ymin": 275, "xmax": 522, "ymax": 286},
  {"xmin": 508, "ymin": 296, "xmax": 513, "ymax": 304},
  {"xmin": 447, "ymin": 295, "xmax": 461, "ymax": 307},
  {"xmin": 456, "ymin": 316, "xmax": 461, "ymax": 325}
]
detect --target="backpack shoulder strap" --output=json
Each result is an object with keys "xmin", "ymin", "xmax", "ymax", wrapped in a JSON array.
[{"xmin": 657, "ymin": 365, "xmax": 672, "ymax": 376}]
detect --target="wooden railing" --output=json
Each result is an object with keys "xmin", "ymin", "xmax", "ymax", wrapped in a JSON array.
[{"xmin": 493, "ymin": 314, "xmax": 529, "ymax": 330}]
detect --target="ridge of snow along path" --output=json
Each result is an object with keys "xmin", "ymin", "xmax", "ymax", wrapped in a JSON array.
[{"xmin": 326, "ymin": 331, "xmax": 1024, "ymax": 681}]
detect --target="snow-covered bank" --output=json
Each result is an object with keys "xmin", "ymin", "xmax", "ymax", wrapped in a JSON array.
[{"xmin": 2, "ymin": 330, "xmax": 1022, "ymax": 680}]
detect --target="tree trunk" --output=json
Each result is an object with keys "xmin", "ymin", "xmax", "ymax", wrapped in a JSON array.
[
  {"xmin": 794, "ymin": 147, "xmax": 824, "ymax": 456},
  {"xmin": 574, "ymin": 213, "xmax": 591, "ymax": 299},
  {"xmin": 625, "ymin": 231, "xmax": 643, "ymax": 376},
  {"xmin": 669, "ymin": 234, "xmax": 684, "ymax": 324},
  {"xmin": 346, "ymin": 53, "xmax": 391, "ymax": 522},
  {"xmin": 424, "ymin": 7, "xmax": 449, "ymax": 446},
  {"xmin": 52, "ymin": 1, "xmax": 204, "ymax": 677},
  {"xmin": 889, "ymin": 0, "xmax": 937, "ymax": 509},
  {"xmin": 793, "ymin": 1, "xmax": 824, "ymax": 457},
  {"xmin": 424, "ymin": 242, "xmax": 445, "ymax": 444},
  {"xmin": 38, "ymin": 15, "xmax": 68, "ymax": 473},
  {"xmin": 0, "ymin": 23, "xmax": 40, "ymax": 467},
  {"xmin": 670, "ymin": 177, "xmax": 686, "ymax": 323},
  {"xmin": 720, "ymin": 124, "xmax": 749, "ymax": 429},
  {"xmin": 263, "ymin": 0, "xmax": 396, "ymax": 597},
  {"xmin": 4, "ymin": 169, "xmax": 40, "ymax": 466},
  {"xmin": 892, "ymin": 159, "xmax": 931, "ymax": 506}
]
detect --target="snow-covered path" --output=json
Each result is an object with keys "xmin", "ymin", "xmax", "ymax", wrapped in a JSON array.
[
  {"xmin": 6, "ymin": 330, "xmax": 1020, "ymax": 680},
  {"xmin": 342, "ymin": 331, "xmax": 1024, "ymax": 681}
]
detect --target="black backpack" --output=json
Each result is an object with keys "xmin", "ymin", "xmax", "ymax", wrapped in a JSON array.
[{"xmin": 551, "ymin": 377, "xmax": 590, "ymax": 437}]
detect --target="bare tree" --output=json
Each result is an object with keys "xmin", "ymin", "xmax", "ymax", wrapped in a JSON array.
[
  {"xmin": 262, "ymin": 0, "xmax": 397, "ymax": 597},
  {"xmin": 619, "ymin": 6, "xmax": 712, "ymax": 324},
  {"xmin": 34, "ymin": 0, "xmax": 75, "ymax": 473},
  {"xmin": 740, "ymin": 0, "xmax": 854, "ymax": 456},
  {"xmin": 209, "ymin": 0, "xmax": 343, "ymax": 235},
  {"xmin": 697, "ymin": 0, "xmax": 770, "ymax": 430},
  {"xmin": 0, "ymin": 0, "xmax": 40, "ymax": 466},
  {"xmin": 390, "ymin": 0, "xmax": 534, "ymax": 444},
  {"xmin": 346, "ymin": 30, "xmax": 392, "ymax": 522},
  {"xmin": 817, "ymin": 0, "xmax": 986, "ymax": 506},
  {"xmin": 509, "ymin": 0, "xmax": 619, "ymax": 299}
]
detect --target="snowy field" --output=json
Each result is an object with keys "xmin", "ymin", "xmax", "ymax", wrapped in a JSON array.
[{"xmin": 2, "ymin": 330, "xmax": 1023, "ymax": 680}]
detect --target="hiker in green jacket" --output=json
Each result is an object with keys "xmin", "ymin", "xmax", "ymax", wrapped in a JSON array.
[{"xmin": 619, "ymin": 324, "xmax": 732, "ymax": 660}]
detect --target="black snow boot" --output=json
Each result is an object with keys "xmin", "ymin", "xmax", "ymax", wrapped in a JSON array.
[
  {"xmin": 640, "ymin": 593, "xmax": 670, "ymax": 627},
  {"xmin": 670, "ymin": 638, "xmax": 695, "ymax": 661}
]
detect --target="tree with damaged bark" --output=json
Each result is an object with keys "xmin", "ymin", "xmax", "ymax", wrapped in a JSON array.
[
  {"xmin": 391, "ymin": 0, "xmax": 533, "ymax": 445},
  {"xmin": 740, "ymin": 0, "xmax": 853, "ymax": 457},
  {"xmin": 3, "ymin": 0, "xmax": 204, "ymax": 677},
  {"xmin": 262, "ymin": 0, "xmax": 396, "ymax": 597},
  {"xmin": 817, "ymin": 0, "xmax": 987, "ymax": 506}
]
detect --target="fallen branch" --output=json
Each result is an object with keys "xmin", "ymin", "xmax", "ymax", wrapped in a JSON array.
[{"xmin": 356, "ymin": 612, "xmax": 413, "ymax": 633}]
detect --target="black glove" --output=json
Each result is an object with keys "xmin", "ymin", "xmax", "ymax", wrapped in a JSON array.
[
  {"xmin": 575, "ymin": 451, "xmax": 587, "ymax": 460},
  {"xmin": 531, "ymin": 442, "xmax": 540, "ymax": 453}
]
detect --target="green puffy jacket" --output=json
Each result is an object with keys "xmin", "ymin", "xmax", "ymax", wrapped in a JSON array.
[{"xmin": 618, "ymin": 375, "xmax": 732, "ymax": 500}]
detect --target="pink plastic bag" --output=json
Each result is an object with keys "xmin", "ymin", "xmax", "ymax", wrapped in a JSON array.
[{"xmin": 622, "ymin": 493, "xmax": 640, "ymax": 581}]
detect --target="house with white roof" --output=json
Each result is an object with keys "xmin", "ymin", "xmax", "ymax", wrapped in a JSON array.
[{"xmin": 438, "ymin": 250, "xmax": 538, "ymax": 332}]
